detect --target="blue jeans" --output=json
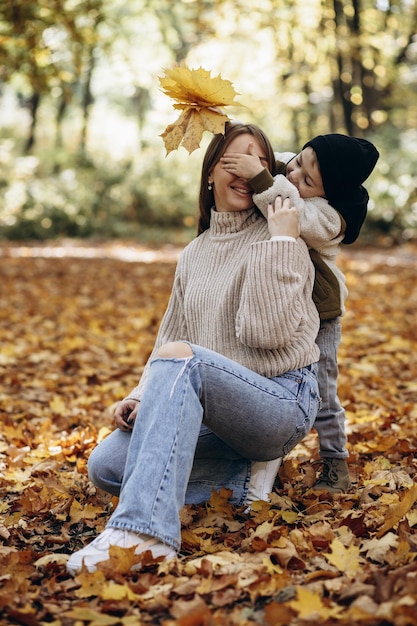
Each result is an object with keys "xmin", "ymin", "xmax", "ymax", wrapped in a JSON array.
[
  {"xmin": 88, "ymin": 344, "xmax": 319, "ymax": 551},
  {"xmin": 315, "ymin": 318, "xmax": 348, "ymax": 459}
]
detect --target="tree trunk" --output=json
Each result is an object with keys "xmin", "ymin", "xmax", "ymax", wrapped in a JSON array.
[
  {"xmin": 79, "ymin": 48, "xmax": 95, "ymax": 158},
  {"xmin": 333, "ymin": 0, "xmax": 354, "ymax": 133},
  {"xmin": 24, "ymin": 92, "xmax": 41, "ymax": 152}
]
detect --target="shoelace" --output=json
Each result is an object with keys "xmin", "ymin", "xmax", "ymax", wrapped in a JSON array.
[{"xmin": 319, "ymin": 459, "xmax": 339, "ymax": 484}]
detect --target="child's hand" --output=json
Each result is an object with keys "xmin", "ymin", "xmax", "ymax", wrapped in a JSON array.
[
  {"xmin": 268, "ymin": 196, "xmax": 300, "ymax": 239},
  {"xmin": 220, "ymin": 142, "xmax": 266, "ymax": 180}
]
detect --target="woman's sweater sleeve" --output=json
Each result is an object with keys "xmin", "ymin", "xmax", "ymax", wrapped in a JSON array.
[{"xmin": 236, "ymin": 238, "xmax": 313, "ymax": 349}]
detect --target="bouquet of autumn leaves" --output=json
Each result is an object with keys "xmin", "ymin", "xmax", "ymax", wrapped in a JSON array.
[{"xmin": 159, "ymin": 66, "xmax": 242, "ymax": 155}]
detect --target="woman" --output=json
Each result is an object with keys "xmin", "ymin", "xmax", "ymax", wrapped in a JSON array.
[{"xmin": 66, "ymin": 122, "xmax": 320, "ymax": 575}]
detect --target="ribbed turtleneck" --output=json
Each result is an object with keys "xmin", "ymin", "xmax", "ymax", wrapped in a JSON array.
[{"xmin": 209, "ymin": 207, "xmax": 261, "ymax": 238}]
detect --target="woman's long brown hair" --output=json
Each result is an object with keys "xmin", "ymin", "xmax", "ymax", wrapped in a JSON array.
[{"xmin": 197, "ymin": 122, "xmax": 277, "ymax": 235}]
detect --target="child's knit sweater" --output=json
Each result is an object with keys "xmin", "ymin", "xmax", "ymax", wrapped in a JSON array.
[
  {"xmin": 126, "ymin": 207, "xmax": 320, "ymax": 402},
  {"xmin": 250, "ymin": 152, "xmax": 348, "ymax": 320}
]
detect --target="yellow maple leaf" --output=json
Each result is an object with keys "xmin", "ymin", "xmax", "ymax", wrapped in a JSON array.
[
  {"xmin": 325, "ymin": 538, "xmax": 362, "ymax": 578},
  {"xmin": 160, "ymin": 66, "xmax": 240, "ymax": 107},
  {"xmin": 74, "ymin": 569, "xmax": 108, "ymax": 599},
  {"xmin": 159, "ymin": 66, "xmax": 242, "ymax": 154},
  {"xmin": 288, "ymin": 587, "xmax": 342, "ymax": 620},
  {"xmin": 100, "ymin": 581, "xmax": 139, "ymax": 601},
  {"xmin": 294, "ymin": 588, "xmax": 324, "ymax": 618},
  {"xmin": 208, "ymin": 486, "xmax": 234, "ymax": 513},
  {"xmin": 69, "ymin": 499, "xmax": 104, "ymax": 523}
]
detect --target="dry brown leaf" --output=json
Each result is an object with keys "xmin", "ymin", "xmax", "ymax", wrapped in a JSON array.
[
  {"xmin": 1, "ymin": 242, "xmax": 417, "ymax": 625},
  {"xmin": 361, "ymin": 532, "xmax": 398, "ymax": 563}
]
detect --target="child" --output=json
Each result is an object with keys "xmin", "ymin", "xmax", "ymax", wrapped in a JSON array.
[{"xmin": 221, "ymin": 133, "xmax": 379, "ymax": 495}]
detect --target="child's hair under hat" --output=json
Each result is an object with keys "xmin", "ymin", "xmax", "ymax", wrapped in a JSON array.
[{"xmin": 303, "ymin": 133, "xmax": 379, "ymax": 244}]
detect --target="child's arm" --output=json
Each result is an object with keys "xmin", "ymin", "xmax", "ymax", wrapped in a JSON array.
[
  {"xmin": 248, "ymin": 168, "xmax": 275, "ymax": 194},
  {"xmin": 249, "ymin": 152, "xmax": 294, "ymax": 194},
  {"xmin": 254, "ymin": 176, "xmax": 344, "ymax": 250},
  {"xmin": 253, "ymin": 174, "xmax": 304, "ymax": 214},
  {"xmin": 220, "ymin": 142, "xmax": 267, "ymax": 179}
]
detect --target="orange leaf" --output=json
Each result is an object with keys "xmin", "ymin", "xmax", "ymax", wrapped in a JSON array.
[{"xmin": 376, "ymin": 484, "xmax": 417, "ymax": 538}]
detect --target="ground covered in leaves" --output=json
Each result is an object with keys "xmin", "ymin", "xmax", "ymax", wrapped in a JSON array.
[{"xmin": 0, "ymin": 240, "xmax": 417, "ymax": 626}]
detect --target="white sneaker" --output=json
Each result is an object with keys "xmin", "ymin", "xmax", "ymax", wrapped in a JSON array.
[
  {"xmin": 66, "ymin": 527, "xmax": 176, "ymax": 575},
  {"xmin": 245, "ymin": 458, "xmax": 282, "ymax": 507}
]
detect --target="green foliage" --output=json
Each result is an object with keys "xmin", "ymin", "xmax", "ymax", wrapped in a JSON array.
[
  {"xmin": 0, "ymin": 140, "xmax": 200, "ymax": 241},
  {"xmin": 1, "ymin": 121, "xmax": 417, "ymax": 243},
  {"xmin": 2, "ymin": 126, "xmax": 416, "ymax": 244},
  {"xmin": 361, "ymin": 126, "xmax": 417, "ymax": 243},
  {"xmin": 0, "ymin": 0, "xmax": 416, "ymax": 241},
  {"xmin": 0, "ymin": 0, "xmax": 104, "ymax": 90}
]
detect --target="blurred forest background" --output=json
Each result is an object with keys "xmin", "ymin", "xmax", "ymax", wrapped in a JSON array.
[{"xmin": 0, "ymin": 0, "xmax": 416, "ymax": 245}]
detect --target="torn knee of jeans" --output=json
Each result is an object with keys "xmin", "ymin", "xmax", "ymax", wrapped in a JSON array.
[{"xmin": 155, "ymin": 341, "xmax": 194, "ymax": 359}]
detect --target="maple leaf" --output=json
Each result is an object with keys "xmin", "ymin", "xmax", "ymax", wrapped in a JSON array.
[
  {"xmin": 288, "ymin": 586, "xmax": 342, "ymax": 620},
  {"xmin": 69, "ymin": 499, "xmax": 105, "ymax": 524},
  {"xmin": 160, "ymin": 66, "xmax": 241, "ymax": 108},
  {"xmin": 34, "ymin": 553, "xmax": 70, "ymax": 569},
  {"xmin": 376, "ymin": 483, "xmax": 417, "ymax": 538},
  {"xmin": 263, "ymin": 601, "xmax": 295, "ymax": 626},
  {"xmin": 207, "ymin": 486, "xmax": 235, "ymax": 515},
  {"xmin": 74, "ymin": 568, "xmax": 108, "ymax": 598},
  {"xmin": 361, "ymin": 532, "xmax": 398, "ymax": 563},
  {"xmin": 325, "ymin": 538, "xmax": 362, "ymax": 578},
  {"xmin": 98, "ymin": 544, "xmax": 149, "ymax": 574},
  {"xmin": 159, "ymin": 66, "xmax": 242, "ymax": 154},
  {"xmin": 75, "ymin": 565, "xmax": 140, "ymax": 601}
]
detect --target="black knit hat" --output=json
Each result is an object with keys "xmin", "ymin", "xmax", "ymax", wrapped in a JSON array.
[{"xmin": 303, "ymin": 134, "xmax": 379, "ymax": 243}]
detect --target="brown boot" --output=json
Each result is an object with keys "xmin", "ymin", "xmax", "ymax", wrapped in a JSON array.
[{"xmin": 313, "ymin": 458, "xmax": 351, "ymax": 493}]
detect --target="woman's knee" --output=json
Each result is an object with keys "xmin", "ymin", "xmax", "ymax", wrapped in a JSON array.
[
  {"xmin": 155, "ymin": 341, "xmax": 194, "ymax": 359},
  {"xmin": 88, "ymin": 447, "xmax": 109, "ymax": 487},
  {"xmin": 88, "ymin": 452, "xmax": 122, "ymax": 496},
  {"xmin": 87, "ymin": 436, "xmax": 125, "ymax": 496}
]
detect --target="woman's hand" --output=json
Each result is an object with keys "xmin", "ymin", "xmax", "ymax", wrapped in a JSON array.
[
  {"xmin": 114, "ymin": 399, "xmax": 140, "ymax": 432},
  {"xmin": 267, "ymin": 196, "xmax": 300, "ymax": 239}
]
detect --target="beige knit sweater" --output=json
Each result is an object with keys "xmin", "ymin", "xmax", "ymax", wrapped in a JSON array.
[{"xmin": 126, "ymin": 207, "xmax": 320, "ymax": 402}]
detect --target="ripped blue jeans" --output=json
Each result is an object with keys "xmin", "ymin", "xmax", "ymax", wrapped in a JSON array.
[{"xmin": 88, "ymin": 344, "xmax": 319, "ymax": 551}]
